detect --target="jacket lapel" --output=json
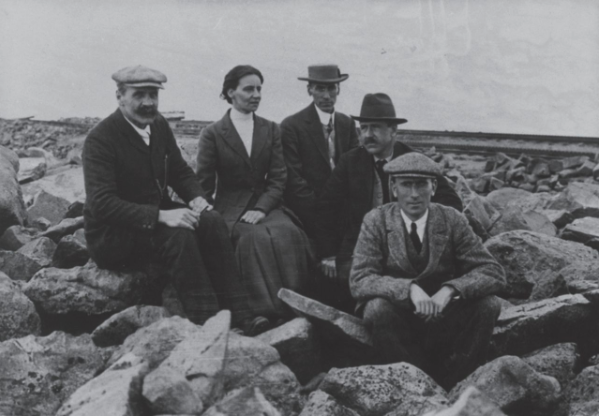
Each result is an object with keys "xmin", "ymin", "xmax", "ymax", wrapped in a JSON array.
[
  {"xmin": 114, "ymin": 109, "xmax": 151, "ymax": 155},
  {"xmin": 149, "ymin": 119, "xmax": 166, "ymax": 189},
  {"xmin": 304, "ymin": 104, "xmax": 330, "ymax": 167},
  {"xmin": 220, "ymin": 110, "xmax": 252, "ymax": 168},
  {"xmin": 250, "ymin": 115, "xmax": 268, "ymax": 163},
  {"xmin": 420, "ymin": 205, "xmax": 449, "ymax": 277},
  {"xmin": 387, "ymin": 207, "xmax": 417, "ymax": 275}
]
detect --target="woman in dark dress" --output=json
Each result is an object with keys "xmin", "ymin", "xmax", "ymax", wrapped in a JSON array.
[{"xmin": 196, "ymin": 65, "xmax": 313, "ymax": 324}]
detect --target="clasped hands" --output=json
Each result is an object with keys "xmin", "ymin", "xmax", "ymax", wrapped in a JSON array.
[
  {"xmin": 409, "ymin": 283, "xmax": 456, "ymax": 323},
  {"xmin": 157, "ymin": 196, "xmax": 212, "ymax": 230}
]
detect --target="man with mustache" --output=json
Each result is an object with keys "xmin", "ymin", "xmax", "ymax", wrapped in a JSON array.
[
  {"xmin": 82, "ymin": 65, "xmax": 268, "ymax": 334},
  {"xmin": 314, "ymin": 93, "xmax": 463, "ymax": 312},
  {"xmin": 281, "ymin": 64, "xmax": 359, "ymax": 239}
]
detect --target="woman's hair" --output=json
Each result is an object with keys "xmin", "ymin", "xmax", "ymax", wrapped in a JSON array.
[{"xmin": 220, "ymin": 65, "xmax": 264, "ymax": 103}]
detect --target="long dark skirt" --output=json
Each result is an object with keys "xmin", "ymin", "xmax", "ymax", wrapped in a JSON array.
[{"xmin": 231, "ymin": 208, "xmax": 313, "ymax": 318}]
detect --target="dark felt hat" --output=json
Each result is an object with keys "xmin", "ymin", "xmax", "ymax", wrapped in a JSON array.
[
  {"xmin": 297, "ymin": 64, "xmax": 349, "ymax": 84},
  {"xmin": 384, "ymin": 152, "xmax": 442, "ymax": 178},
  {"xmin": 351, "ymin": 93, "xmax": 407, "ymax": 124},
  {"xmin": 112, "ymin": 65, "xmax": 167, "ymax": 89}
]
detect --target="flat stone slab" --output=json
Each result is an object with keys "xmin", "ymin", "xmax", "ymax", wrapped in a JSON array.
[
  {"xmin": 562, "ymin": 216, "xmax": 599, "ymax": 243},
  {"xmin": 91, "ymin": 305, "xmax": 169, "ymax": 347}
]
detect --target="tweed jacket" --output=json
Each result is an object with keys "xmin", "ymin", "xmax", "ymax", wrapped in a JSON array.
[
  {"xmin": 315, "ymin": 141, "xmax": 464, "ymax": 260},
  {"xmin": 350, "ymin": 203, "xmax": 506, "ymax": 311},
  {"xmin": 196, "ymin": 110, "xmax": 286, "ymax": 231},
  {"xmin": 82, "ymin": 108, "xmax": 204, "ymax": 268},
  {"xmin": 281, "ymin": 103, "xmax": 359, "ymax": 228}
]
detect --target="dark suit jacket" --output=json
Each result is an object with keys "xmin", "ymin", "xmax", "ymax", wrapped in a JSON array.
[
  {"xmin": 82, "ymin": 108, "xmax": 204, "ymax": 268},
  {"xmin": 350, "ymin": 203, "xmax": 505, "ymax": 311},
  {"xmin": 281, "ymin": 103, "xmax": 359, "ymax": 233},
  {"xmin": 195, "ymin": 110, "xmax": 285, "ymax": 231},
  {"xmin": 315, "ymin": 141, "xmax": 464, "ymax": 261}
]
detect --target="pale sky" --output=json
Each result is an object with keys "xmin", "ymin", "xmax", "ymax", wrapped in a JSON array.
[{"xmin": 1, "ymin": 0, "xmax": 598, "ymax": 136}]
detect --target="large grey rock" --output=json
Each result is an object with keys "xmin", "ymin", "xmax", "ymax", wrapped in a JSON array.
[
  {"xmin": 561, "ymin": 216, "xmax": 599, "ymax": 245},
  {"xmin": 51, "ymin": 234, "xmax": 90, "ymax": 268},
  {"xmin": 489, "ymin": 208, "xmax": 556, "ymax": 237},
  {"xmin": 449, "ymin": 356, "xmax": 561, "ymax": 416},
  {"xmin": 203, "ymin": 387, "xmax": 281, "ymax": 416},
  {"xmin": 522, "ymin": 343, "xmax": 579, "ymax": 388},
  {"xmin": 0, "ymin": 225, "xmax": 38, "ymax": 250},
  {"xmin": 21, "ymin": 165, "xmax": 86, "ymax": 205},
  {"xmin": 568, "ymin": 363, "xmax": 599, "ymax": 416},
  {"xmin": 484, "ymin": 230, "xmax": 598, "ymax": 300},
  {"xmin": 41, "ymin": 216, "xmax": 84, "ymax": 243},
  {"xmin": 17, "ymin": 236, "xmax": 56, "ymax": 267},
  {"xmin": 491, "ymin": 294, "xmax": 594, "ymax": 357},
  {"xmin": 0, "ymin": 271, "xmax": 40, "ymax": 341},
  {"xmin": 27, "ymin": 190, "xmax": 71, "ymax": 225},
  {"xmin": 91, "ymin": 305, "xmax": 169, "ymax": 347},
  {"xmin": 18, "ymin": 156, "xmax": 46, "ymax": 183},
  {"xmin": 278, "ymin": 288, "xmax": 375, "ymax": 368},
  {"xmin": 547, "ymin": 181, "xmax": 599, "ymax": 219},
  {"xmin": 107, "ymin": 315, "xmax": 201, "ymax": 370},
  {"xmin": 485, "ymin": 188, "xmax": 553, "ymax": 213},
  {"xmin": 0, "ymin": 249, "xmax": 44, "ymax": 281},
  {"xmin": 0, "ymin": 146, "xmax": 27, "ymax": 236},
  {"xmin": 556, "ymin": 260, "xmax": 599, "ymax": 294},
  {"xmin": 0, "ymin": 331, "xmax": 107, "ymax": 416},
  {"xmin": 319, "ymin": 363, "xmax": 448, "ymax": 416},
  {"xmin": 299, "ymin": 390, "xmax": 360, "ymax": 416},
  {"xmin": 257, "ymin": 317, "xmax": 323, "ymax": 384},
  {"xmin": 422, "ymin": 386, "xmax": 507, "ymax": 416},
  {"xmin": 224, "ymin": 332, "xmax": 303, "ymax": 416},
  {"xmin": 144, "ymin": 310, "xmax": 230, "ymax": 411},
  {"xmin": 56, "ymin": 353, "xmax": 149, "ymax": 416}
]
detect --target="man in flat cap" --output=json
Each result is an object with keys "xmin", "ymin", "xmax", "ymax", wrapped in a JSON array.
[
  {"xmin": 281, "ymin": 64, "xmax": 359, "ymax": 239},
  {"xmin": 314, "ymin": 93, "xmax": 462, "ymax": 312},
  {"xmin": 350, "ymin": 151, "xmax": 505, "ymax": 389},
  {"xmin": 82, "ymin": 65, "xmax": 268, "ymax": 334}
]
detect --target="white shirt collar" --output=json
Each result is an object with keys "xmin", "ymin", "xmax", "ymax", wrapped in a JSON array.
[
  {"xmin": 314, "ymin": 104, "xmax": 335, "ymax": 125},
  {"xmin": 123, "ymin": 115, "xmax": 151, "ymax": 146},
  {"xmin": 230, "ymin": 106, "xmax": 254, "ymax": 122},
  {"xmin": 400, "ymin": 208, "xmax": 429, "ymax": 242},
  {"xmin": 373, "ymin": 154, "xmax": 392, "ymax": 163}
]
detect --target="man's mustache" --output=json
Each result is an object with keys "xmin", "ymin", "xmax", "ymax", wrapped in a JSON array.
[{"xmin": 138, "ymin": 107, "xmax": 157, "ymax": 116}]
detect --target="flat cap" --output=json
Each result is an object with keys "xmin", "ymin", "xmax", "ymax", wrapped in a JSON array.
[
  {"xmin": 384, "ymin": 152, "xmax": 442, "ymax": 178},
  {"xmin": 111, "ymin": 65, "xmax": 167, "ymax": 89}
]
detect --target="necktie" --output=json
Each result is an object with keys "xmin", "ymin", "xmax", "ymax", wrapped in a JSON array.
[
  {"xmin": 410, "ymin": 222, "xmax": 422, "ymax": 253},
  {"xmin": 375, "ymin": 160, "xmax": 390, "ymax": 204},
  {"xmin": 327, "ymin": 117, "xmax": 335, "ymax": 168}
]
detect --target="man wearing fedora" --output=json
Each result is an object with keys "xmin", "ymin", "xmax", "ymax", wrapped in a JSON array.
[
  {"xmin": 281, "ymin": 64, "xmax": 359, "ymax": 239},
  {"xmin": 350, "ymin": 152, "xmax": 505, "ymax": 389},
  {"xmin": 82, "ymin": 65, "xmax": 268, "ymax": 334},
  {"xmin": 314, "ymin": 93, "xmax": 462, "ymax": 312}
]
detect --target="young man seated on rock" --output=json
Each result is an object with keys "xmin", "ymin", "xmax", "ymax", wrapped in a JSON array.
[
  {"xmin": 349, "ymin": 152, "xmax": 506, "ymax": 389},
  {"xmin": 82, "ymin": 65, "xmax": 269, "ymax": 336}
]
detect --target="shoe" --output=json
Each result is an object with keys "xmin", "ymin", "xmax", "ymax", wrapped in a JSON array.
[{"xmin": 243, "ymin": 316, "xmax": 271, "ymax": 337}]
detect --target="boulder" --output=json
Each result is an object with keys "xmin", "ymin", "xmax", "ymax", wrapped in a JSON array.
[
  {"xmin": 299, "ymin": 390, "xmax": 360, "ymax": 416},
  {"xmin": 17, "ymin": 236, "xmax": 56, "ymax": 267},
  {"xmin": 56, "ymin": 353, "xmax": 149, "ymax": 416},
  {"xmin": 484, "ymin": 230, "xmax": 598, "ymax": 300},
  {"xmin": 203, "ymin": 387, "xmax": 281, "ymax": 416},
  {"xmin": 41, "ymin": 216, "xmax": 84, "ymax": 242},
  {"xmin": 488, "ymin": 208, "xmax": 556, "ymax": 237},
  {"xmin": 422, "ymin": 386, "xmax": 507, "ymax": 416},
  {"xmin": 490, "ymin": 294, "xmax": 594, "ymax": 357},
  {"xmin": 224, "ymin": 332, "xmax": 302, "ymax": 415},
  {"xmin": 0, "ymin": 225, "xmax": 38, "ymax": 250},
  {"xmin": 547, "ymin": 181, "xmax": 599, "ymax": 219},
  {"xmin": 21, "ymin": 165, "xmax": 85, "ymax": 205},
  {"xmin": 257, "ymin": 317, "xmax": 323, "ymax": 384},
  {"xmin": 541, "ymin": 209, "xmax": 573, "ymax": 228},
  {"xmin": 449, "ymin": 356, "xmax": 561, "ymax": 416},
  {"xmin": 319, "ymin": 362, "xmax": 448, "ymax": 416},
  {"xmin": 31, "ymin": 216, "xmax": 52, "ymax": 231},
  {"xmin": 485, "ymin": 188, "xmax": 535, "ymax": 212},
  {"xmin": 0, "ymin": 271, "xmax": 40, "ymax": 341},
  {"xmin": 144, "ymin": 310, "xmax": 230, "ymax": 410},
  {"xmin": 51, "ymin": 234, "xmax": 90, "ymax": 268},
  {"xmin": 556, "ymin": 260, "xmax": 599, "ymax": 294},
  {"xmin": 17, "ymin": 156, "xmax": 46, "ymax": 183},
  {"xmin": 0, "ymin": 331, "xmax": 107, "ymax": 416},
  {"xmin": 107, "ymin": 315, "xmax": 201, "ymax": 370},
  {"xmin": 278, "ymin": 289, "xmax": 375, "ymax": 368},
  {"xmin": 0, "ymin": 249, "xmax": 44, "ymax": 281},
  {"xmin": 0, "ymin": 146, "xmax": 27, "ymax": 236},
  {"xmin": 568, "ymin": 363, "xmax": 599, "ymax": 416},
  {"xmin": 561, "ymin": 216, "xmax": 599, "ymax": 246},
  {"xmin": 522, "ymin": 343, "xmax": 579, "ymax": 388},
  {"xmin": 91, "ymin": 305, "xmax": 169, "ymax": 347},
  {"xmin": 26, "ymin": 190, "xmax": 71, "ymax": 225},
  {"xmin": 23, "ymin": 261, "xmax": 154, "ymax": 333}
]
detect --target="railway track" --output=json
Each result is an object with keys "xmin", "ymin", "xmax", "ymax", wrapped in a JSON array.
[{"xmin": 396, "ymin": 130, "xmax": 599, "ymax": 160}]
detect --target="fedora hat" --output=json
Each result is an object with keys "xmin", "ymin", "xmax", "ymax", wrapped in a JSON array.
[
  {"xmin": 351, "ymin": 93, "xmax": 407, "ymax": 124},
  {"xmin": 297, "ymin": 64, "xmax": 349, "ymax": 84}
]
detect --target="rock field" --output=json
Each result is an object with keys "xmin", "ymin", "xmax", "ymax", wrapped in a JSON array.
[{"xmin": 1, "ymin": 118, "xmax": 599, "ymax": 415}]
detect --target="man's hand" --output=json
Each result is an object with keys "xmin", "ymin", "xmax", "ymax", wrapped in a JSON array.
[
  {"xmin": 319, "ymin": 256, "xmax": 339, "ymax": 279},
  {"xmin": 240, "ymin": 210, "xmax": 265, "ymax": 224},
  {"xmin": 410, "ymin": 283, "xmax": 439, "ymax": 322},
  {"xmin": 158, "ymin": 209, "xmax": 200, "ymax": 230},
  {"xmin": 189, "ymin": 196, "xmax": 212, "ymax": 214},
  {"xmin": 431, "ymin": 285, "xmax": 456, "ymax": 315}
]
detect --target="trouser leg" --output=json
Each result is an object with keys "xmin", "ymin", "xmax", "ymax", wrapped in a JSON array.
[{"xmin": 362, "ymin": 297, "xmax": 431, "ymax": 372}]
